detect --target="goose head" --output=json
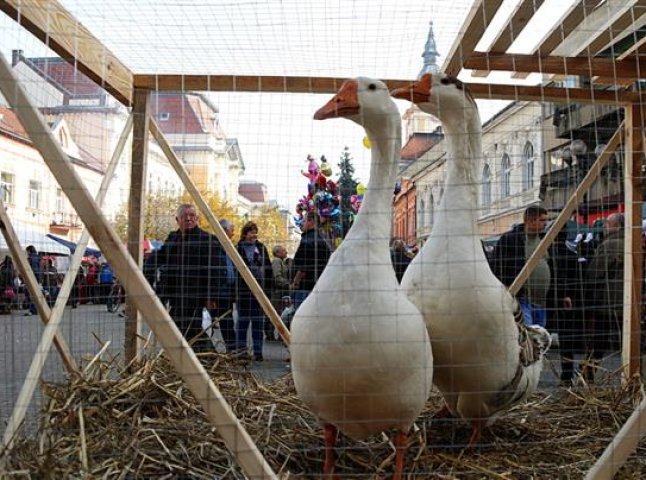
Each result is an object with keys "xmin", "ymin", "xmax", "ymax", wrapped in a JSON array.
[
  {"xmin": 314, "ymin": 77, "xmax": 400, "ymax": 130},
  {"xmin": 390, "ymin": 73, "xmax": 477, "ymax": 126}
]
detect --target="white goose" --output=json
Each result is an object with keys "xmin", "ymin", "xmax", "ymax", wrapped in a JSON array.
[
  {"xmin": 391, "ymin": 73, "xmax": 550, "ymax": 445},
  {"xmin": 291, "ymin": 77, "xmax": 433, "ymax": 478}
]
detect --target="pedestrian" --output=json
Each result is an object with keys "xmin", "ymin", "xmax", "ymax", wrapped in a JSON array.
[
  {"xmin": 217, "ymin": 219, "xmax": 238, "ymax": 353},
  {"xmin": 235, "ymin": 221, "xmax": 273, "ymax": 361},
  {"xmin": 491, "ymin": 205, "xmax": 552, "ymax": 327},
  {"xmin": 291, "ymin": 211, "xmax": 332, "ymax": 311},
  {"xmin": 390, "ymin": 238, "xmax": 412, "ymax": 283},
  {"xmin": 270, "ymin": 244, "xmax": 290, "ymax": 337},
  {"xmin": 143, "ymin": 203, "xmax": 227, "ymax": 353},
  {"xmin": 24, "ymin": 245, "xmax": 41, "ymax": 315},
  {"xmin": 98, "ymin": 262, "xmax": 114, "ymax": 304},
  {"xmin": 42, "ymin": 258, "xmax": 59, "ymax": 306},
  {"xmin": 582, "ymin": 213, "xmax": 625, "ymax": 382},
  {"xmin": 547, "ymin": 225, "xmax": 586, "ymax": 385}
]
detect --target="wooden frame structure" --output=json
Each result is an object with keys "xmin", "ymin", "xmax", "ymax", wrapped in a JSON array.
[{"xmin": 1, "ymin": 0, "xmax": 645, "ymax": 477}]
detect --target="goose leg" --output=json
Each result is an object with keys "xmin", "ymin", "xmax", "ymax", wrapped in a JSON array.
[
  {"xmin": 393, "ymin": 430, "xmax": 408, "ymax": 480},
  {"xmin": 467, "ymin": 419, "xmax": 484, "ymax": 448},
  {"xmin": 323, "ymin": 423, "xmax": 338, "ymax": 478}
]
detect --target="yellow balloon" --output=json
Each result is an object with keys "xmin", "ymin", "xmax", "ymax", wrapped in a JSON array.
[
  {"xmin": 357, "ymin": 183, "xmax": 366, "ymax": 196},
  {"xmin": 362, "ymin": 136, "xmax": 372, "ymax": 149}
]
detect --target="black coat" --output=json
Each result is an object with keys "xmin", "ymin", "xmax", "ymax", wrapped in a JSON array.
[
  {"xmin": 491, "ymin": 224, "xmax": 529, "ymax": 295},
  {"xmin": 236, "ymin": 240, "xmax": 274, "ymax": 297},
  {"xmin": 293, "ymin": 228, "xmax": 332, "ymax": 292},
  {"xmin": 143, "ymin": 226, "xmax": 227, "ymax": 317}
]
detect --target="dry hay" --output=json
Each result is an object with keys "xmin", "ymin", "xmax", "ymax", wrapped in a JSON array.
[{"xmin": 1, "ymin": 349, "xmax": 646, "ymax": 479}]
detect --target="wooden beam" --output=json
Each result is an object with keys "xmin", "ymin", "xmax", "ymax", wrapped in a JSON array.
[
  {"xmin": 471, "ymin": 0, "xmax": 545, "ymax": 77},
  {"xmin": 622, "ymin": 103, "xmax": 643, "ymax": 380},
  {"xmin": 149, "ymin": 119, "xmax": 290, "ymax": 346},
  {"xmin": 585, "ymin": 396, "xmax": 646, "ymax": 479},
  {"xmin": 134, "ymin": 74, "xmax": 349, "ymax": 94},
  {"xmin": 583, "ymin": 1, "xmax": 646, "ymax": 57},
  {"xmin": 510, "ymin": 125, "xmax": 623, "ymax": 296},
  {"xmin": 1, "ymin": 119, "xmax": 126, "ymax": 455},
  {"xmin": 125, "ymin": 89, "xmax": 149, "ymax": 364},
  {"xmin": 466, "ymin": 52, "xmax": 646, "ymax": 79},
  {"xmin": 467, "ymin": 82, "xmax": 634, "ymax": 104},
  {"xmin": 0, "ymin": 0, "xmax": 133, "ymax": 106},
  {"xmin": 442, "ymin": 0, "xmax": 504, "ymax": 76},
  {"xmin": 0, "ymin": 44, "xmax": 277, "ymax": 480},
  {"xmin": 513, "ymin": 0, "xmax": 600, "ymax": 79},
  {"xmin": 135, "ymin": 73, "xmax": 636, "ymax": 104}
]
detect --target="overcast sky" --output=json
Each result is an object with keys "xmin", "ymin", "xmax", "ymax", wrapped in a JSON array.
[{"xmin": 0, "ymin": 0, "xmax": 588, "ymax": 210}]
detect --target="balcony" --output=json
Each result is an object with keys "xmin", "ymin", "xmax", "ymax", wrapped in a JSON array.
[
  {"xmin": 50, "ymin": 212, "xmax": 82, "ymax": 234},
  {"xmin": 553, "ymin": 103, "xmax": 622, "ymax": 140}
]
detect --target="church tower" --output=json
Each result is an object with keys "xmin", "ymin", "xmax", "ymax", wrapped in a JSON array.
[{"xmin": 402, "ymin": 22, "xmax": 442, "ymax": 140}]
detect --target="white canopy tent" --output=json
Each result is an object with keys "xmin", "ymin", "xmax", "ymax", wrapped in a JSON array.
[{"xmin": 0, "ymin": 222, "xmax": 70, "ymax": 256}]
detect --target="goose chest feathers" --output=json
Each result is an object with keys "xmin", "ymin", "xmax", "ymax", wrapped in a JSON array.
[
  {"xmin": 290, "ymin": 77, "xmax": 433, "ymax": 476},
  {"xmin": 392, "ymin": 73, "xmax": 551, "ymax": 444}
]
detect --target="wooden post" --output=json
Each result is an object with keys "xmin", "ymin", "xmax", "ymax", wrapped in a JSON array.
[
  {"xmin": 622, "ymin": 104, "xmax": 643, "ymax": 379},
  {"xmin": 0, "ymin": 50, "xmax": 277, "ymax": 480},
  {"xmin": 125, "ymin": 89, "xmax": 150, "ymax": 364},
  {"xmin": 1, "ymin": 117, "xmax": 129, "ymax": 454},
  {"xmin": 510, "ymin": 124, "xmax": 623, "ymax": 296},
  {"xmin": 149, "ymin": 119, "xmax": 290, "ymax": 345}
]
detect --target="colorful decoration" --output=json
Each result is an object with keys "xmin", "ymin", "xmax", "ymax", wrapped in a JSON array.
[{"xmin": 294, "ymin": 150, "xmax": 361, "ymax": 248}]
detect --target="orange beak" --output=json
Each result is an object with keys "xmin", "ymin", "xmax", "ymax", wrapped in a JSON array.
[
  {"xmin": 390, "ymin": 73, "xmax": 432, "ymax": 104},
  {"xmin": 313, "ymin": 79, "xmax": 360, "ymax": 120}
]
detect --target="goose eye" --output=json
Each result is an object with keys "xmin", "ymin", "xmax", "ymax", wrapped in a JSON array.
[{"xmin": 368, "ymin": 83, "xmax": 377, "ymax": 90}]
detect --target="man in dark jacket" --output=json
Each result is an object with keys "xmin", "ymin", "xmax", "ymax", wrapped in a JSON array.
[
  {"xmin": 291, "ymin": 212, "xmax": 332, "ymax": 310},
  {"xmin": 144, "ymin": 204, "xmax": 227, "ymax": 353},
  {"xmin": 491, "ymin": 205, "xmax": 551, "ymax": 327},
  {"xmin": 583, "ymin": 213, "xmax": 624, "ymax": 379}
]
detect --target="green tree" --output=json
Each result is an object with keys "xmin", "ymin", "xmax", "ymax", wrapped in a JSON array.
[{"xmin": 337, "ymin": 146, "xmax": 359, "ymax": 238}]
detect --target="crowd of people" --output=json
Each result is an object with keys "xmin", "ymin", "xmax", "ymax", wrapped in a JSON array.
[
  {"xmin": 490, "ymin": 206, "xmax": 629, "ymax": 385},
  {"xmin": 0, "ymin": 246, "xmax": 115, "ymax": 315},
  {"xmin": 2, "ymin": 201, "xmax": 634, "ymax": 382}
]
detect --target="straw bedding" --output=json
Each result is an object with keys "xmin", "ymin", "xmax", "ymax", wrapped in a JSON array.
[{"xmin": 2, "ymin": 350, "xmax": 645, "ymax": 479}]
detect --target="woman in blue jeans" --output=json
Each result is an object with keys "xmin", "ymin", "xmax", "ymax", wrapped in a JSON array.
[{"xmin": 235, "ymin": 221, "xmax": 273, "ymax": 361}]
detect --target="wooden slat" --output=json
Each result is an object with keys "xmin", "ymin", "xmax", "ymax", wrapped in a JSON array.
[
  {"xmin": 622, "ymin": 103, "xmax": 643, "ymax": 380},
  {"xmin": 134, "ymin": 74, "xmax": 348, "ymax": 94},
  {"xmin": 617, "ymin": 29, "xmax": 646, "ymax": 60},
  {"xmin": 583, "ymin": 1, "xmax": 646, "ymax": 56},
  {"xmin": 0, "ymin": 48, "xmax": 277, "ymax": 480},
  {"xmin": 513, "ymin": 0, "xmax": 599, "ymax": 79},
  {"xmin": 0, "ymin": 0, "xmax": 133, "ymax": 106},
  {"xmin": 466, "ymin": 51, "xmax": 646, "ymax": 78},
  {"xmin": 124, "ymin": 89, "xmax": 149, "ymax": 364},
  {"xmin": 149, "ymin": 119, "xmax": 290, "ymax": 346},
  {"xmin": 471, "ymin": 0, "xmax": 545, "ymax": 77},
  {"xmin": 441, "ymin": 0, "xmax": 504, "ymax": 76},
  {"xmin": 467, "ymin": 82, "xmax": 634, "ymax": 104},
  {"xmin": 1, "ymin": 117, "xmax": 127, "ymax": 454},
  {"xmin": 135, "ymin": 74, "xmax": 636, "ymax": 104},
  {"xmin": 509, "ymin": 125, "xmax": 623, "ymax": 296},
  {"xmin": 585, "ymin": 396, "xmax": 646, "ymax": 479}
]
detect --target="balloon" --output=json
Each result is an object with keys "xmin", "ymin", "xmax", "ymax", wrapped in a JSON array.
[
  {"xmin": 357, "ymin": 183, "xmax": 366, "ymax": 196},
  {"xmin": 363, "ymin": 136, "xmax": 372, "ymax": 149}
]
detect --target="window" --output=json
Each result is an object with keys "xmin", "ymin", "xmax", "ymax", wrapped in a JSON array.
[
  {"xmin": 481, "ymin": 164, "xmax": 491, "ymax": 207},
  {"xmin": 522, "ymin": 142, "xmax": 534, "ymax": 190},
  {"xmin": 55, "ymin": 188, "xmax": 64, "ymax": 212},
  {"xmin": 428, "ymin": 194, "xmax": 435, "ymax": 228},
  {"xmin": 1, "ymin": 172, "xmax": 15, "ymax": 204},
  {"xmin": 418, "ymin": 198, "xmax": 425, "ymax": 230},
  {"xmin": 29, "ymin": 180, "xmax": 41, "ymax": 210},
  {"xmin": 501, "ymin": 154, "xmax": 511, "ymax": 198},
  {"xmin": 158, "ymin": 112, "xmax": 170, "ymax": 121}
]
